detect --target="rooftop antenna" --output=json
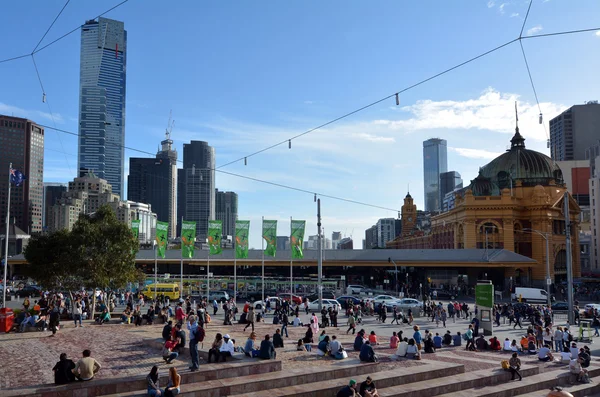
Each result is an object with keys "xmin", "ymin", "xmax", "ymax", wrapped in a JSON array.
[
  {"xmin": 166, "ymin": 110, "xmax": 174, "ymax": 140},
  {"xmin": 515, "ymin": 101, "xmax": 519, "ymax": 130}
]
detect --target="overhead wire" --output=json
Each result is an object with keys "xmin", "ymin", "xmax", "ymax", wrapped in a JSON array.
[{"xmin": 32, "ymin": 0, "xmax": 71, "ymax": 53}]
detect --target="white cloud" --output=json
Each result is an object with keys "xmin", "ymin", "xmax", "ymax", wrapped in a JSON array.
[
  {"xmin": 450, "ymin": 147, "xmax": 503, "ymax": 160},
  {"xmin": 595, "ymin": 31, "xmax": 600, "ymax": 37},
  {"xmin": 526, "ymin": 25, "xmax": 543, "ymax": 36},
  {"xmin": 510, "ymin": 13, "xmax": 519, "ymax": 18},
  {"xmin": 304, "ymin": 100, "xmax": 314, "ymax": 105},
  {"xmin": 0, "ymin": 102, "xmax": 64, "ymax": 123},
  {"xmin": 487, "ymin": 0, "xmax": 495, "ymax": 8},
  {"xmin": 498, "ymin": 3, "xmax": 508, "ymax": 14},
  {"xmin": 350, "ymin": 132, "xmax": 395, "ymax": 143},
  {"xmin": 370, "ymin": 87, "xmax": 564, "ymax": 142}
]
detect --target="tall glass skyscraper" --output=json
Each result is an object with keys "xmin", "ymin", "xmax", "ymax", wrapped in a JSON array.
[
  {"xmin": 423, "ymin": 138, "xmax": 448, "ymax": 212},
  {"xmin": 78, "ymin": 17, "xmax": 127, "ymax": 196}
]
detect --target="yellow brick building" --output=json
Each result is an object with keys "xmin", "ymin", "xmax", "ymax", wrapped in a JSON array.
[{"xmin": 388, "ymin": 126, "xmax": 581, "ymax": 288}]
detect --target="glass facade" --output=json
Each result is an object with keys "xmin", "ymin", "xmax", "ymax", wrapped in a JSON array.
[
  {"xmin": 78, "ymin": 17, "xmax": 127, "ymax": 196},
  {"xmin": 423, "ymin": 138, "xmax": 448, "ymax": 212}
]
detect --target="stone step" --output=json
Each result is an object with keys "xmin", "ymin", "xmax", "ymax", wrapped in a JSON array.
[
  {"xmin": 517, "ymin": 382, "xmax": 600, "ymax": 397},
  {"xmin": 104, "ymin": 360, "xmax": 379, "ymax": 397},
  {"xmin": 434, "ymin": 366, "xmax": 600, "ymax": 397},
  {"xmin": 375, "ymin": 365, "xmax": 540, "ymax": 397},
  {"xmin": 239, "ymin": 361, "xmax": 464, "ymax": 397},
  {"xmin": 2, "ymin": 360, "xmax": 281, "ymax": 397}
]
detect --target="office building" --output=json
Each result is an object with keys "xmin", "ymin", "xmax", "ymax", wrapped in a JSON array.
[
  {"xmin": 128, "ymin": 133, "xmax": 178, "ymax": 237},
  {"xmin": 550, "ymin": 102, "xmax": 600, "ymax": 161},
  {"xmin": 364, "ymin": 225, "xmax": 378, "ymax": 249},
  {"xmin": 43, "ymin": 183, "xmax": 67, "ymax": 229},
  {"xmin": 276, "ymin": 236, "xmax": 290, "ymax": 251},
  {"xmin": 338, "ymin": 237, "xmax": 353, "ymax": 250},
  {"xmin": 126, "ymin": 201, "xmax": 157, "ymax": 244},
  {"xmin": 0, "ymin": 115, "xmax": 44, "ymax": 234},
  {"xmin": 440, "ymin": 171, "xmax": 463, "ymax": 200},
  {"xmin": 178, "ymin": 141, "xmax": 215, "ymax": 242},
  {"xmin": 423, "ymin": 138, "xmax": 448, "ymax": 212},
  {"xmin": 376, "ymin": 218, "xmax": 396, "ymax": 248},
  {"xmin": 78, "ymin": 17, "xmax": 127, "ymax": 196},
  {"xmin": 588, "ymin": 140, "xmax": 600, "ymax": 271},
  {"xmin": 332, "ymin": 231, "xmax": 342, "ymax": 249},
  {"xmin": 215, "ymin": 189, "xmax": 238, "ymax": 238}
]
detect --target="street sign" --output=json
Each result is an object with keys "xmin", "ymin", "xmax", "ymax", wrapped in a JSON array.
[
  {"xmin": 164, "ymin": 273, "xmax": 170, "ymax": 279},
  {"xmin": 475, "ymin": 283, "xmax": 494, "ymax": 307},
  {"xmin": 546, "ymin": 278, "xmax": 552, "ymax": 285},
  {"xmin": 209, "ymin": 272, "xmax": 213, "ymax": 277},
  {"xmin": 340, "ymin": 275, "xmax": 346, "ymax": 280}
]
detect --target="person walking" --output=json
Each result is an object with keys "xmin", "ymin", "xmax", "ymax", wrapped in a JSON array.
[
  {"xmin": 73, "ymin": 297, "xmax": 83, "ymax": 328},
  {"xmin": 346, "ymin": 314, "xmax": 356, "ymax": 335},
  {"xmin": 465, "ymin": 325, "xmax": 475, "ymax": 351},
  {"xmin": 281, "ymin": 312, "xmax": 289, "ymax": 338},
  {"xmin": 244, "ymin": 307, "xmax": 255, "ymax": 332}
]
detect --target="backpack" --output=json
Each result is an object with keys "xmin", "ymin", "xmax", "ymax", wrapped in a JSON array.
[
  {"xmin": 501, "ymin": 360, "xmax": 510, "ymax": 370},
  {"xmin": 194, "ymin": 326, "xmax": 206, "ymax": 342}
]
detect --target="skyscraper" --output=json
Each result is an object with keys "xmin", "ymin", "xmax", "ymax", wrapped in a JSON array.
[
  {"xmin": 550, "ymin": 102, "xmax": 600, "ymax": 161},
  {"xmin": 423, "ymin": 138, "xmax": 448, "ymax": 212},
  {"xmin": 215, "ymin": 189, "xmax": 238, "ymax": 238},
  {"xmin": 179, "ymin": 141, "xmax": 215, "ymax": 241},
  {"xmin": 43, "ymin": 183, "xmax": 67, "ymax": 229},
  {"xmin": 78, "ymin": 17, "xmax": 127, "ymax": 196},
  {"xmin": 440, "ymin": 171, "xmax": 463, "ymax": 199},
  {"xmin": 0, "ymin": 115, "xmax": 44, "ymax": 234},
  {"xmin": 128, "ymin": 133, "xmax": 178, "ymax": 237}
]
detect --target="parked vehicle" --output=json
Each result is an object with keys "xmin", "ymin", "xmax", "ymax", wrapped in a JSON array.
[
  {"xmin": 346, "ymin": 285, "xmax": 366, "ymax": 295},
  {"xmin": 430, "ymin": 288, "xmax": 456, "ymax": 300},
  {"xmin": 253, "ymin": 297, "xmax": 282, "ymax": 311},
  {"xmin": 551, "ymin": 302, "xmax": 569, "ymax": 311},
  {"xmin": 371, "ymin": 294, "xmax": 402, "ymax": 306},
  {"xmin": 14, "ymin": 285, "xmax": 42, "ymax": 298},
  {"xmin": 306, "ymin": 290, "xmax": 336, "ymax": 301},
  {"xmin": 203, "ymin": 290, "xmax": 230, "ymax": 303},
  {"xmin": 511, "ymin": 287, "xmax": 551, "ymax": 303},
  {"xmin": 336, "ymin": 296, "xmax": 362, "ymax": 309},
  {"xmin": 144, "ymin": 283, "xmax": 181, "ymax": 300},
  {"xmin": 277, "ymin": 293, "xmax": 303, "ymax": 305},
  {"xmin": 395, "ymin": 298, "xmax": 422, "ymax": 310},
  {"xmin": 307, "ymin": 299, "xmax": 342, "ymax": 312}
]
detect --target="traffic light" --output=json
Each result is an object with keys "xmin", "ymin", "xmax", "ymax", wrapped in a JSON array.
[{"xmin": 427, "ymin": 277, "xmax": 431, "ymax": 284}]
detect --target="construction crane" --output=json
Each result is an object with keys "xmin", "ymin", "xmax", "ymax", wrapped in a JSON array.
[{"xmin": 166, "ymin": 110, "xmax": 175, "ymax": 139}]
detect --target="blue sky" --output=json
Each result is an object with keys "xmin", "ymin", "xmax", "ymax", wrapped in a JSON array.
[{"xmin": 1, "ymin": 0, "xmax": 599, "ymax": 248}]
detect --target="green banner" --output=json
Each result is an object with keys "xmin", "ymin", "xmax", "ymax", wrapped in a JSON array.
[
  {"xmin": 290, "ymin": 220, "xmax": 306, "ymax": 259},
  {"xmin": 155, "ymin": 221, "xmax": 169, "ymax": 259},
  {"xmin": 235, "ymin": 220, "xmax": 250, "ymax": 259},
  {"xmin": 475, "ymin": 283, "xmax": 494, "ymax": 308},
  {"xmin": 131, "ymin": 219, "xmax": 141, "ymax": 240},
  {"xmin": 181, "ymin": 220, "xmax": 196, "ymax": 258},
  {"xmin": 208, "ymin": 220, "xmax": 223, "ymax": 255},
  {"xmin": 262, "ymin": 220, "xmax": 277, "ymax": 257}
]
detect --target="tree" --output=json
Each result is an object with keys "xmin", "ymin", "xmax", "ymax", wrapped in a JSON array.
[{"xmin": 24, "ymin": 204, "xmax": 143, "ymax": 317}]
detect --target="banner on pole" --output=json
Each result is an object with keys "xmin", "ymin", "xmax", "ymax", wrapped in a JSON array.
[
  {"xmin": 181, "ymin": 220, "xmax": 196, "ymax": 258},
  {"xmin": 235, "ymin": 220, "xmax": 250, "ymax": 259},
  {"xmin": 131, "ymin": 219, "xmax": 141, "ymax": 240},
  {"xmin": 262, "ymin": 220, "xmax": 277, "ymax": 257},
  {"xmin": 290, "ymin": 220, "xmax": 306, "ymax": 259},
  {"xmin": 208, "ymin": 220, "xmax": 223, "ymax": 255},
  {"xmin": 155, "ymin": 221, "xmax": 169, "ymax": 259}
]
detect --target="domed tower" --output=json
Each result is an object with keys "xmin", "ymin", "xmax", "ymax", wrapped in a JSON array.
[{"xmin": 401, "ymin": 192, "xmax": 417, "ymax": 237}]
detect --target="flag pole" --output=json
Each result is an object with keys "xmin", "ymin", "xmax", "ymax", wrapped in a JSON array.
[
  {"xmin": 154, "ymin": 241, "xmax": 157, "ymax": 301},
  {"xmin": 234, "ymin": 224, "xmax": 237, "ymax": 307},
  {"xmin": 180, "ymin": 216, "xmax": 184, "ymax": 298},
  {"xmin": 290, "ymin": 216, "xmax": 293, "ymax": 305},
  {"xmin": 207, "ymin": 247, "xmax": 211, "ymax": 305},
  {"xmin": 261, "ymin": 216, "xmax": 265, "ymax": 306},
  {"xmin": 2, "ymin": 163, "xmax": 12, "ymax": 308}
]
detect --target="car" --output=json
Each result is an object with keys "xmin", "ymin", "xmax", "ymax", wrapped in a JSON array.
[
  {"xmin": 253, "ymin": 297, "xmax": 282, "ymax": 311},
  {"xmin": 203, "ymin": 290, "xmax": 229, "ymax": 303},
  {"xmin": 336, "ymin": 296, "xmax": 362, "ymax": 309},
  {"xmin": 429, "ymin": 289, "xmax": 456, "ymax": 300},
  {"xmin": 15, "ymin": 285, "xmax": 42, "ymax": 298},
  {"xmin": 308, "ymin": 299, "xmax": 341, "ymax": 312},
  {"xmin": 244, "ymin": 289, "xmax": 277, "ymax": 302},
  {"xmin": 395, "ymin": 298, "xmax": 422, "ymax": 310},
  {"xmin": 346, "ymin": 285, "xmax": 366, "ymax": 295},
  {"xmin": 277, "ymin": 293, "xmax": 303, "ymax": 305},
  {"xmin": 306, "ymin": 290, "xmax": 336, "ymax": 301},
  {"xmin": 551, "ymin": 302, "xmax": 569, "ymax": 311},
  {"xmin": 371, "ymin": 295, "xmax": 402, "ymax": 306}
]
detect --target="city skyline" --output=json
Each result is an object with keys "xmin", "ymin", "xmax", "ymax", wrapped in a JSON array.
[{"xmin": 1, "ymin": 1, "xmax": 599, "ymax": 249}]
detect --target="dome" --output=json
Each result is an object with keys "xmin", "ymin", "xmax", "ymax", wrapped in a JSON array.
[
  {"xmin": 469, "ymin": 171, "xmax": 500, "ymax": 196},
  {"xmin": 479, "ymin": 128, "xmax": 563, "ymax": 189}
]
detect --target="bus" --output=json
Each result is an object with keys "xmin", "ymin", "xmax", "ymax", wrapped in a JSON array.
[{"xmin": 144, "ymin": 283, "xmax": 181, "ymax": 300}]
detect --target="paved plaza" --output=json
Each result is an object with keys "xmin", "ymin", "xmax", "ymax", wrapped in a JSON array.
[{"xmin": 2, "ymin": 300, "xmax": 600, "ymax": 395}]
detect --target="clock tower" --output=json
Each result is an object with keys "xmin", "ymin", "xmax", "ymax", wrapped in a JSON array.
[{"xmin": 401, "ymin": 192, "xmax": 417, "ymax": 237}]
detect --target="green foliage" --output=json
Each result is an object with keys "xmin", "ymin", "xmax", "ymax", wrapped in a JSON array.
[{"xmin": 24, "ymin": 205, "xmax": 142, "ymax": 290}]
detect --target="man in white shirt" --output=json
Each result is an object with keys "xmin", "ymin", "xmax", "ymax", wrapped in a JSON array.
[
  {"xmin": 396, "ymin": 339, "xmax": 409, "ymax": 357},
  {"xmin": 219, "ymin": 334, "xmax": 235, "ymax": 362}
]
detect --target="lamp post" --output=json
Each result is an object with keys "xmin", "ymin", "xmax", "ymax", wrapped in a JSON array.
[
  {"xmin": 388, "ymin": 257, "xmax": 399, "ymax": 297},
  {"xmin": 522, "ymin": 228, "xmax": 552, "ymax": 307}
]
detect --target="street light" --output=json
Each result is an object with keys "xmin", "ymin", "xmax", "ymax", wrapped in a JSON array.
[
  {"xmin": 521, "ymin": 228, "xmax": 552, "ymax": 307},
  {"xmin": 388, "ymin": 257, "xmax": 399, "ymax": 297}
]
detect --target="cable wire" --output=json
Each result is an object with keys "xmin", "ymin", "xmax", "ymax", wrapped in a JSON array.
[
  {"xmin": 32, "ymin": 0, "xmax": 71, "ymax": 53},
  {"xmin": 38, "ymin": 123, "xmax": 402, "ymax": 212},
  {"xmin": 519, "ymin": 0, "xmax": 533, "ymax": 38},
  {"xmin": 217, "ymin": 37, "xmax": 519, "ymax": 169},
  {"xmin": 522, "ymin": 27, "xmax": 600, "ymax": 40}
]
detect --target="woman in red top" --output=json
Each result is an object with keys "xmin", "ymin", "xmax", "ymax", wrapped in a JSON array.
[
  {"xmin": 489, "ymin": 336, "xmax": 501, "ymax": 351},
  {"xmin": 369, "ymin": 331, "xmax": 378, "ymax": 345}
]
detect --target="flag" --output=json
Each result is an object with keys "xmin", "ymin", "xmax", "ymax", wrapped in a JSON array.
[
  {"xmin": 155, "ymin": 221, "xmax": 169, "ymax": 259},
  {"xmin": 131, "ymin": 219, "xmax": 141, "ymax": 240},
  {"xmin": 262, "ymin": 220, "xmax": 277, "ymax": 257},
  {"xmin": 181, "ymin": 221, "xmax": 196, "ymax": 258},
  {"xmin": 235, "ymin": 220, "xmax": 250, "ymax": 259},
  {"xmin": 9, "ymin": 168, "xmax": 26, "ymax": 187},
  {"xmin": 290, "ymin": 220, "xmax": 306, "ymax": 259},
  {"xmin": 208, "ymin": 220, "xmax": 222, "ymax": 255}
]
